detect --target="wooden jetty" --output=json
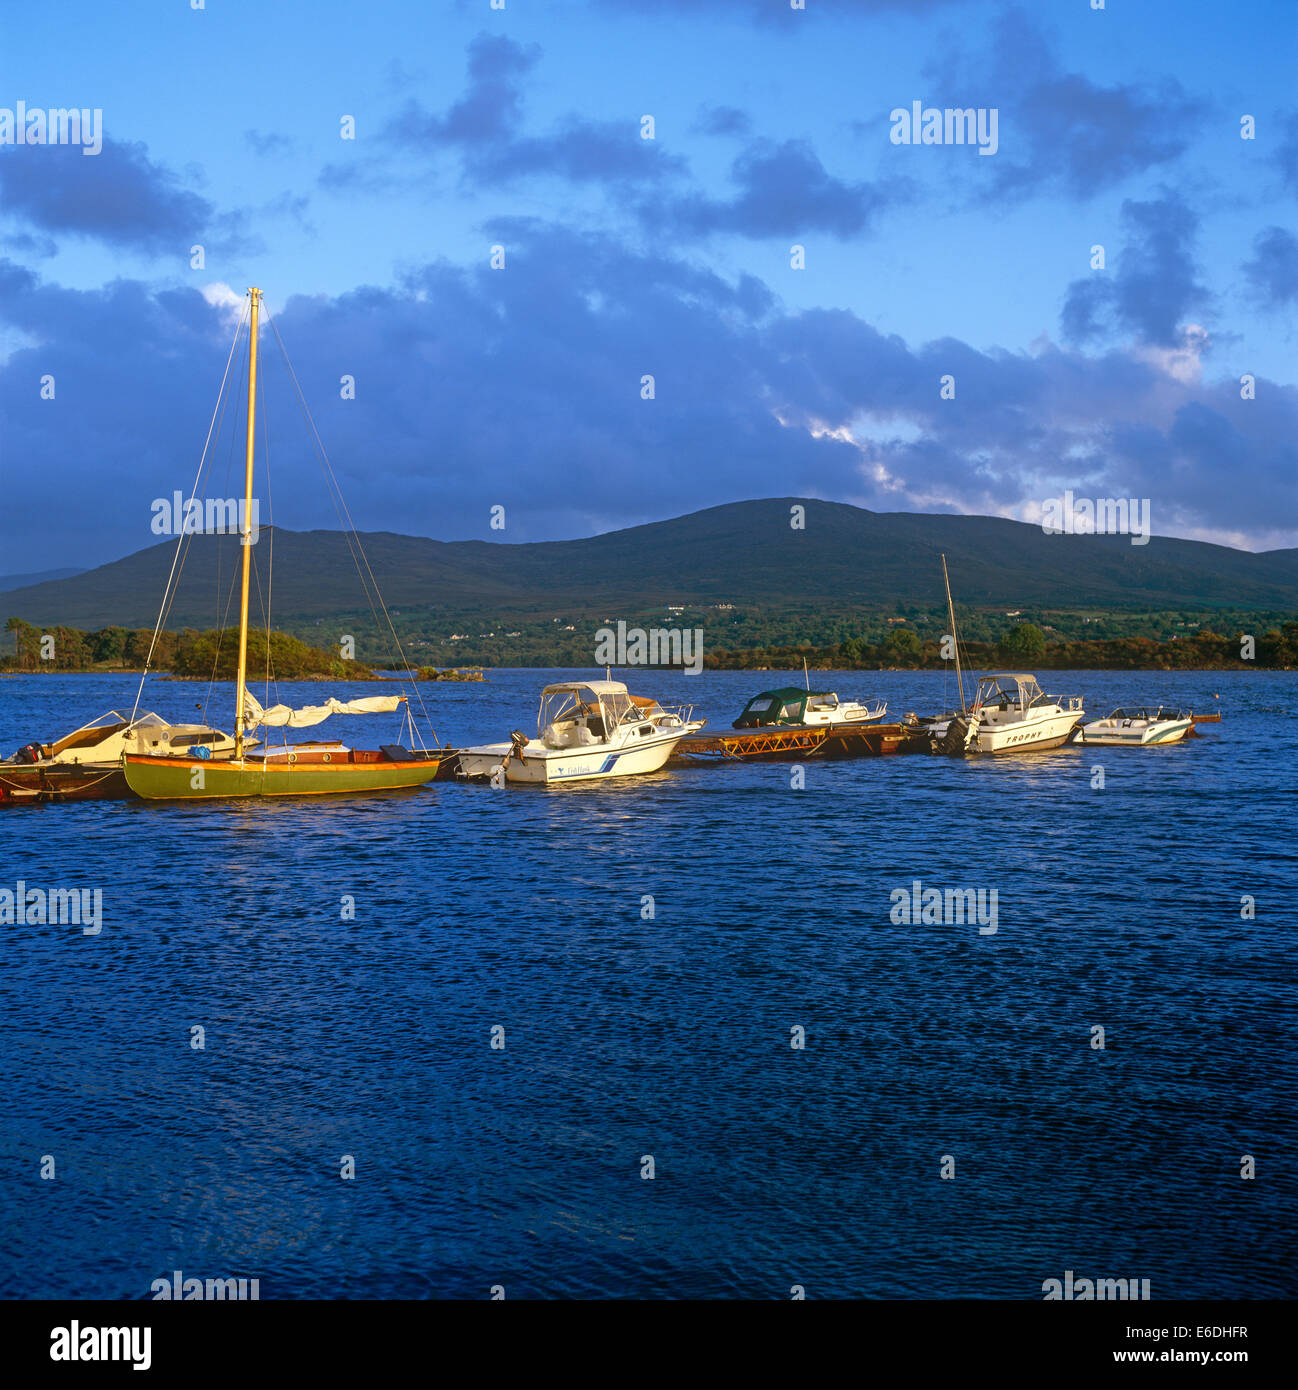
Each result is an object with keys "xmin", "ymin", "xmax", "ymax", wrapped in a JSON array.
[
  {"xmin": 676, "ymin": 710, "xmax": 1222, "ymax": 761},
  {"xmin": 673, "ymin": 722, "xmax": 927, "ymax": 761}
]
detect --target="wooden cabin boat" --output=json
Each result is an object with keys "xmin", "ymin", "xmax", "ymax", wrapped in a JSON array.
[{"xmin": 0, "ymin": 710, "xmax": 237, "ymax": 804}]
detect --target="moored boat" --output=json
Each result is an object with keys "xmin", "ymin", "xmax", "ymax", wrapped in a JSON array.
[
  {"xmin": 0, "ymin": 710, "xmax": 239, "ymax": 805},
  {"xmin": 732, "ymin": 687, "xmax": 886, "ymax": 729},
  {"xmin": 457, "ymin": 680, "xmax": 703, "ymax": 783},
  {"xmin": 124, "ymin": 737, "xmax": 444, "ymax": 799},
  {"xmin": 120, "ymin": 287, "xmax": 449, "ymax": 801},
  {"xmin": 914, "ymin": 556, "xmax": 1085, "ymax": 754},
  {"xmin": 930, "ymin": 672, "xmax": 1085, "ymax": 754},
  {"xmin": 1078, "ymin": 706, "xmax": 1192, "ymax": 746}
]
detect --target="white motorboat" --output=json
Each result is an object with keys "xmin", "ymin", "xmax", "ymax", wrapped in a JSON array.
[
  {"xmin": 456, "ymin": 680, "xmax": 705, "ymax": 784},
  {"xmin": 928, "ymin": 673, "xmax": 1085, "ymax": 754},
  {"xmin": 1078, "ymin": 706, "xmax": 1192, "ymax": 746}
]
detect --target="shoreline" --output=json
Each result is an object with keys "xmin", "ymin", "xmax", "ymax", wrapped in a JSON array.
[{"xmin": 0, "ymin": 664, "xmax": 1287, "ymax": 678}]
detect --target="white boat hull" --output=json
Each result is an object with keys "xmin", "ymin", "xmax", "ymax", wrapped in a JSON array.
[
  {"xmin": 800, "ymin": 705, "xmax": 887, "ymax": 728},
  {"xmin": 971, "ymin": 709, "xmax": 1082, "ymax": 752},
  {"xmin": 458, "ymin": 730, "xmax": 685, "ymax": 783},
  {"xmin": 1079, "ymin": 719, "xmax": 1191, "ymax": 746}
]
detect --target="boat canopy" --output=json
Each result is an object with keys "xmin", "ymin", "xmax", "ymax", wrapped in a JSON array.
[
  {"xmin": 974, "ymin": 673, "xmax": 1046, "ymax": 708},
  {"xmin": 541, "ymin": 680, "xmax": 628, "ymax": 696},
  {"xmin": 536, "ymin": 681, "xmax": 655, "ymax": 737},
  {"xmin": 241, "ymin": 691, "xmax": 405, "ymax": 729},
  {"xmin": 733, "ymin": 688, "xmax": 837, "ymax": 728}
]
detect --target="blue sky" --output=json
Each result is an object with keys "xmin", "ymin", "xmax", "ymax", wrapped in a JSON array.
[{"xmin": 1, "ymin": 0, "xmax": 1295, "ymax": 572}]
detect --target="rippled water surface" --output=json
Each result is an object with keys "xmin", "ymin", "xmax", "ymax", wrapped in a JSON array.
[{"xmin": 1, "ymin": 668, "xmax": 1294, "ymax": 1299}]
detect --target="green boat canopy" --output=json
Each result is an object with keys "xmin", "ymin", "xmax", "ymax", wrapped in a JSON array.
[{"xmin": 733, "ymin": 688, "xmax": 830, "ymax": 728}]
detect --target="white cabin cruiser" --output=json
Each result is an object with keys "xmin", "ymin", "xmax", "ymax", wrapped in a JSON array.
[
  {"xmin": 456, "ymin": 680, "xmax": 705, "ymax": 784},
  {"xmin": 928, "ymin": 674, "xmax": 1085, "ymax": 754},
  {"xmin": 1078, "ymin": 706, "xmax": 1192, "ymax": 746}
]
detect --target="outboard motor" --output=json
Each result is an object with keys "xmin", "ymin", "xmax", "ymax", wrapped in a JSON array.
[{"xmin": 933, "ymin": 716, "xmax": 979, "ymax": 756}]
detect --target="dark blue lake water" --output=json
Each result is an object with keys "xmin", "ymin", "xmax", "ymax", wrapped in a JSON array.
[{"xmin": 1, "ymin": 668, "xmax": 1294, "ymax": 1299}]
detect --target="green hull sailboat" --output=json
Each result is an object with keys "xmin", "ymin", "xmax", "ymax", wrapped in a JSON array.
[
  {"xmin": 123, "ymin": 288, "xmax": 448, "ymax": 801},
  {"xmin": 124, "ymin": 746, "xmax": 441, "ymax": 800}
]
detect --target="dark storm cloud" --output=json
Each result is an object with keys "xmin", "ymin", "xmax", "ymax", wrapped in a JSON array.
[
  {"xmin": 924, "ymin": 11, "xmax": 1202, "ymax": 203},
  {"xmin": 693, "ymin": 106, "xmax": 751, "ymax": 138},
  {"xmin": 647, "ymin": 138, "xmax": 907, "ymax": 239},
  {"xmin": 392, "ymin": 33, "xmax": 539, "ymax": 147},
  {"xmin": 593, "ymin": 0, "xmax": 965, "ymax": 19},
  {"xmin": 4, "ymin": 225, "xmax": 1293, "ymax": 575},
  {"xmin": 245, "ymin": 130, "xmax": 296, "ymax": 158},
  {"xmin": 1243, "ymin": 227, "xmax": 1298, "ymax": 306},
  {"xmin": 1060, "ymin": 194, "xmax": 1210, "ymax": 347},
  {"xmin": 1273, "ymin": 110, "xmax": 1298, "ymax": 196},
  {"xmin": 378, "ymin": 34, "xmax": 683, "ymax": 190},
  {"xmin": 0, "ymin": 138, "xmax": 219, "ymax": 254}
]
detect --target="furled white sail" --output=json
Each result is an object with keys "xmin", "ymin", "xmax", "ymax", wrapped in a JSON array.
[{"xmin": 241, "ymin": 691, "xmax": 405, "ymax": 729}]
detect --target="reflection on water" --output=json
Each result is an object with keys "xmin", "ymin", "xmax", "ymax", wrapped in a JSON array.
[{"xmin": 0, "ymin": 670, "xmax": 1294, "ymax": 1298}]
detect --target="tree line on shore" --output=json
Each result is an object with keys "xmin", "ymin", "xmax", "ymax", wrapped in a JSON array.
[
  {"xmin": 1, "ymin": 619, "xmax": 369, "ymax": 679},
  {"xmin": 4, "ymin": 616, "xmax": 1296, "ymax": 674},
  {"xmin": 703, "ymin": 622, "xmax": 1298, "ymax": 671}
]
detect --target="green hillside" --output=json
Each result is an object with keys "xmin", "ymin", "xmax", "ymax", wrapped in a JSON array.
[{"xmin": 6, "ymin": 499, "xmax": 1298, "ymax": 639}]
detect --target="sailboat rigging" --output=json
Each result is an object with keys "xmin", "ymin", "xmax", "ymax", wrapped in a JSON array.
[{"xmin": 123, "ymin": 287, "xmax": 453, "ymax": 799}]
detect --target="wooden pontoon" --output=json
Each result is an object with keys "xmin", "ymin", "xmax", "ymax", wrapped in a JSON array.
[{"xmin": 673, "ymin": 722, "xmax": 927, "ymax": 761}]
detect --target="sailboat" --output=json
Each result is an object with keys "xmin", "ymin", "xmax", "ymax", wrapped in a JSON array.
[{"xmin": 123, "ymin": 288, "xmax": 450, "ymax": 799}]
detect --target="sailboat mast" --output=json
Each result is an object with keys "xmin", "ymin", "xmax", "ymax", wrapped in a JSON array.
[
  {"xmin": 941, "ymin": 552, "xmax": 966, "ymax": 714},
  {"xmin": 233, "ymin": 288, "xmax": 260, "ymax": 759}
]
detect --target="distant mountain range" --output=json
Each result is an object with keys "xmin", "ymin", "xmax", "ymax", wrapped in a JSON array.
[
  {"xmin": 5, "ymin": 499, "xmax": 1297, "ymax": 631},
  {"xmin": 0, "ymin": 567, "xmax": 86, "ymax": 594}
]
